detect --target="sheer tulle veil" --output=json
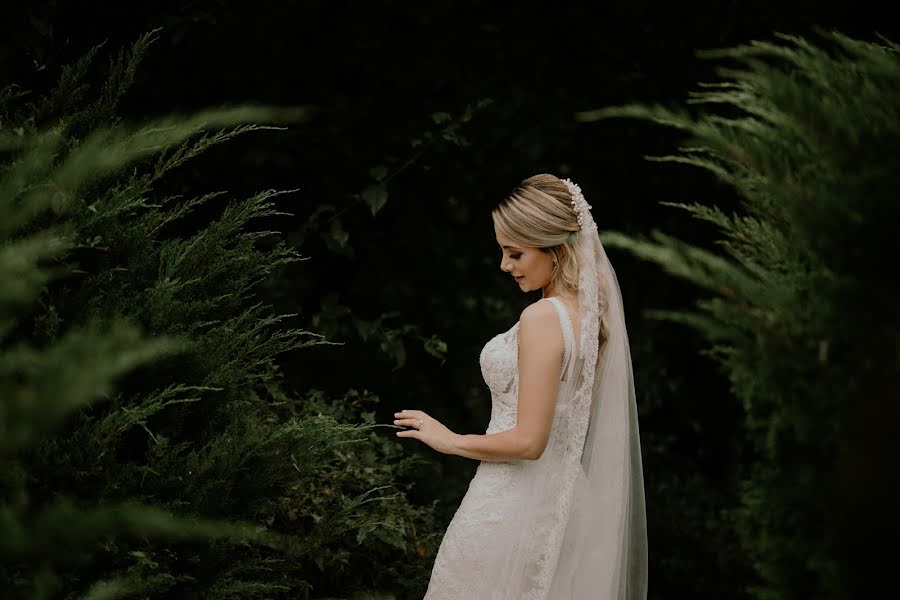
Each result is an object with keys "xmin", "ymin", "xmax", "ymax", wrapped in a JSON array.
[{"xmin": 491, "ymin": 177, "xmax": 648, "ymax": 599}]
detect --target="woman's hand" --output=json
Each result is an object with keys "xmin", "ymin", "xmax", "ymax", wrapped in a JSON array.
[{"xmin": 394, "ymin": 409, "xmax": 459, "ymax": 456}]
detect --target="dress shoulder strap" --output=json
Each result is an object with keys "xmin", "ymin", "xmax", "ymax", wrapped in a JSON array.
[{"xmin": 545, "ymin": 296, "xmax": 574, "ymax": 381}]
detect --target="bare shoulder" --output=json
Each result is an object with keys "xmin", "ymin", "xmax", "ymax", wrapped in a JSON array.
[
  {"xmin": 518, "ymin": 299, "xmax": 564, "ymax": 364},
  {"xmin": 519, "ymin": 300, "xmax": 564, "ymax": 346},
  {"xmin": 519, "ymin": 298, "xmax": 558, "ymax": 324}
]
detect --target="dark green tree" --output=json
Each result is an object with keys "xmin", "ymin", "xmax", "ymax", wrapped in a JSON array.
[
  {"xmin": 1, "ymin": 31, "xmax": 441, "ymax": 599},
  {"xmin": 578, "ymin": 30, "xmax": 900, "ymax": 600}
]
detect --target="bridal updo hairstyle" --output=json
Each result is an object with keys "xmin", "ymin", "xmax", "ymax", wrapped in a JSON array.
[
  {"xmin": 494, "ymin": 173, "xmax": 612, "ymax": 349},
  {"xmin": 492, "ymin": 173, "xmax": 582, "ymax": 297}
]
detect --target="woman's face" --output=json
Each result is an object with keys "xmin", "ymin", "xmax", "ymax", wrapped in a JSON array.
[{"xmin": 495, "ymin": 223, "xmax": 554, "ymax": 292}]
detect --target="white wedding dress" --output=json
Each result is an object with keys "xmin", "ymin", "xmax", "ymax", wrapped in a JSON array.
[{"xmin": 424, "ymin": 296, "xmax": 585, "ymax": 600}]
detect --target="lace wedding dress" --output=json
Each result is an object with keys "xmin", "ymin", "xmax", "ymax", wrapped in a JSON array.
[{"xmin": 423, "ymin": 296, "xmax": 583, "ymax": 600}]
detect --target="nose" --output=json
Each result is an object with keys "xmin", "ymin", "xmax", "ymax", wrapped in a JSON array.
[{"xmin": 500, "ymin": 257, "xmax": 512, "ymax": 272}]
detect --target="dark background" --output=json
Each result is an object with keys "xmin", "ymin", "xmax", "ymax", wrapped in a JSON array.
[{"xmin": 3, "ymin": 2, "xmax": 896, "ymax": 597}]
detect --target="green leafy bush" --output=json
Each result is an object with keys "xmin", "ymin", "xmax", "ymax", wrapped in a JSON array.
[
  {"xmin": 1, "ymin": 30, "xmax": 439, "ymax": 599},
  {"xmin": 578, "ymin": 30, "xmax": 899, "ymax": 600}
]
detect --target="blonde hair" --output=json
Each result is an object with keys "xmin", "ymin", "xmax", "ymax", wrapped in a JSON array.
[{"xmin": 492, "ymin": 173, "xmax": 583, "ymax": 300}]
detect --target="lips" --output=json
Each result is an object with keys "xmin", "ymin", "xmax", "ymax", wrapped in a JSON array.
[{"xmin": 514, "ymin": 275, "xmax": 524, "ymax": 282}]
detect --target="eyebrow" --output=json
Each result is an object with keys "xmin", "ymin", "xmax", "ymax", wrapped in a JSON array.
[{"xmin": 499, "ymin": 244, "xmax": 522, "ymax": 251}]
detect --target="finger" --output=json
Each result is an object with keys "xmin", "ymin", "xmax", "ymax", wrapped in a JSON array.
[
  {"xmin": 393, "ymin": 419, "xmax": 418, "ymax": 427},
  {"xmin": 394, "ymin": 410, "xmax": 425, "ymax": 419},
  {"xmin": 396, "ymin": 429, "xmax": 419, "ymax": 438}
]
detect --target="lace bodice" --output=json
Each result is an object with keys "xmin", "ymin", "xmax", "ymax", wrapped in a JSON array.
[{"xmin": 478, "ymin": 296, "xmax": 575, "ymax": 435}]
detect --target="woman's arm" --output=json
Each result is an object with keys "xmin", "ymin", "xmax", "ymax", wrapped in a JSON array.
[
  {"xmin": 396, "ymin": 301, "xmax": 563, "ymax": 462},
  {"xmin": 450, "ymin": 427, "xmax": 535, "ymax": 462}
]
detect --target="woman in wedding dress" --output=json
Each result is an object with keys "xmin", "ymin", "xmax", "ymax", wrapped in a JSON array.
[{"xmin": 394, "ymin": 174, "xmax": 648, "ymax": 599}]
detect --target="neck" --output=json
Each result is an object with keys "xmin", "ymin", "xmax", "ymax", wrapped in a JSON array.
[{"xmin": 542, "ymin": 283, "xmax": 575, "ymax": 302}]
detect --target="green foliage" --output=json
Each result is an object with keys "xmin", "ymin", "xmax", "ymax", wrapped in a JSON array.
[
  {"xmin": 1, "ymin": 31, "xmax": 440, "ymax": 599},
  {"xmin": 578, "ymin": 30, "xmax": 899, "ymax": 599}
]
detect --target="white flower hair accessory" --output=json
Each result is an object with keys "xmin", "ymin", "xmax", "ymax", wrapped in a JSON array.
[{"xmin": 561, "ymin": 177, "xmax": 596, "ymax": 232}]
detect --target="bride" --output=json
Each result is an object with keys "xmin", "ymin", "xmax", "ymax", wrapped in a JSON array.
[{"xmin": 394, "ymin": 174, "xmax": 648, "ymax": 599}]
